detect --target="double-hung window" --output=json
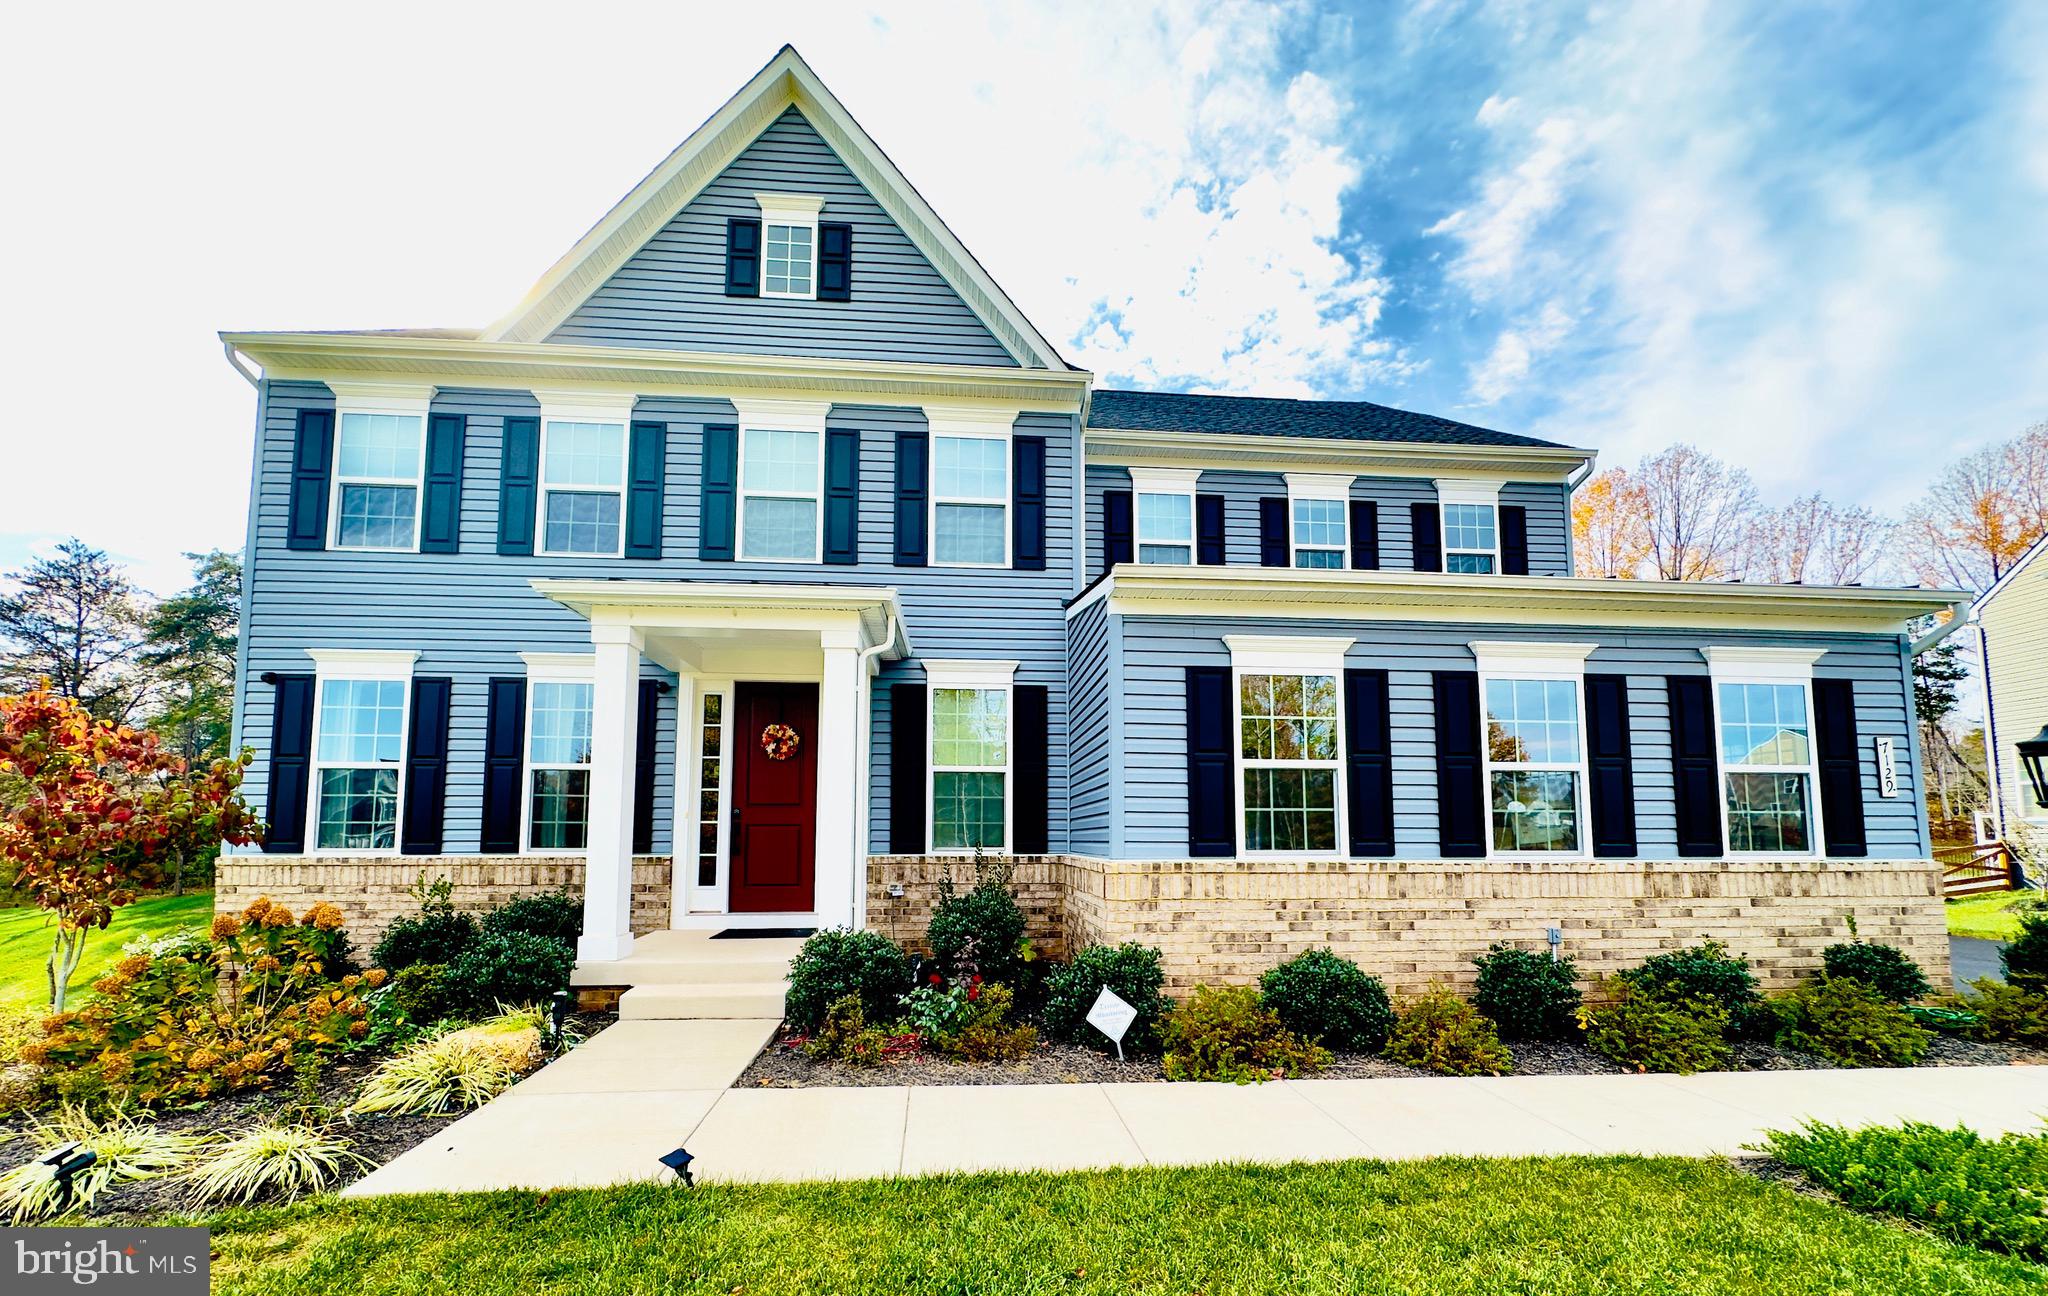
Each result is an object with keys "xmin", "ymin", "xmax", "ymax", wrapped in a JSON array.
[
  {"xmin": 1472, "ymin": 642, "xmax": 1595, "ymax": 856},
  {"xmin": 928, "ymin": 408, "xmax": 1013, "ymax": 567},
  {"xmin": 928, "ymin": 661, "xmax": 1016, "ymax": 851},
  {"xmin": 538, "ymin": 397, "xmax": 633, "ymax": 557},
  {"xmin": 1285, "ymin": 474, "xmax": 1351, "ymax": 569},
  {"xmin": 329, "ymin": 386, "xmax": 430, "ymax": 551},
  {"xmin": 522, "ymin": 654, "xmax": 594, "ymax": 852},
  {"xmin": 1436, "ymin": 480, "xmax": 1504, "ymax": 573},
  {"xmin": 756, "ymin": 193, "xmax": 823, "ymax": 299},
  {"xmin": 1227, "ymin": 636, "xmax": 1351, "ymax": 854},
  {"xmin": 1706, "ymin": 648, "xmax": 1825, "ymax": 856},
  {"xmin": 736, "ymin": 399, "xmax": 828, "ymax": 562},
  {"xmin": 306, "ymin": 649, "xmax": 414, "ymax": 852},
  {"xmin": 1132, "ymin": 468, "xmax": 1197, "ymax": 565}
]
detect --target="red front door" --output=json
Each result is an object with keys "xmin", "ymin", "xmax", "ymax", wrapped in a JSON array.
[{"xmin": 729, "ymin": 682, "xmax": 819, "ymax": 913}]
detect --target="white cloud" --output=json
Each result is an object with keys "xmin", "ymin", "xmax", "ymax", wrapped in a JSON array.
[
  {"xmin": 1467, "ymin": 300, "xmax": 1573, "ymax": 403},
  {"xmin": 1425, "ymin": 115, "xmax": 1585, "ymax": 296}
]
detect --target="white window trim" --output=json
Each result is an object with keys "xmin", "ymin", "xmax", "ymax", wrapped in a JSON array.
[
  {"xmin": 733, "ymin": 398, "xmax": 828, "ymax": 565},
  {"xmin": 519, "ymin": 652, "xmax": 596, "ymax": 856},
  {"xmin": 755, "ymin": 192, "xmax": 825, "ymax": 300},
  {"xmin": 303, "ymin": 648, "xmax": 417, "ymax": 857},
  {"xmin": 1470, "ymin": 641, "xmax": 1595, "ymax": 861},
  {"xmin": 1225, "ymin": 635, "xmax": 1352, "ymax": 858},
  {"xmin": 1131, "ymin": 467, "xmax": 1199, "ymax": 566},
  {"xmin": 535, "ymin": 392, "xmax": 635, "ymax": 559},
  {"xmin": 1285, "ymin": 473, "xmax": 1352, "ymax": 570},
  {"xmin": 1436, "ymin": 478, "xmax": 1505, "ymax": 575},
  {"xmin": 926, "ymin": 659, "xmax": 1018, "ymax": 854},
  {"xmin": 925, "ymin": 406, "xmax": 1016, "ymax": 570},
  {"xmin": 326, "ymin": 382, "xmax": 434, "ymax": 553},
  {"xmin": 1705, "ymin": 646, "xmax": 1827, "ymax": 859}
]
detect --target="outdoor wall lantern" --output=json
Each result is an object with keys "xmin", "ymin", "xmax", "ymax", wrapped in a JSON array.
[{"xmin": 2018, "ymin": 724, "xmax": 2048, "ymax": 808}]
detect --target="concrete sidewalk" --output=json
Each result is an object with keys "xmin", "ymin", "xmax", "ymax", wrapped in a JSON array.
[{"xmin": 344, "ymin": 1021, "xmax": 2048, "ymax": 1196}]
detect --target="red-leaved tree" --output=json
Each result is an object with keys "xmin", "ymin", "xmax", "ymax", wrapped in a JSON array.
[{"xmin": 0, "ymin": 685, "xmax": 261, "ymax": 1008}]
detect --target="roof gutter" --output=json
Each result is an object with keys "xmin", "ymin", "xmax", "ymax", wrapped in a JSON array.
[
  {"xmin": 222, "ymin": 341, "xmax": 261, "ymax": 388},
  {"xmin": 1908, "ymin": 600, "xmax": 1976, "ymax": 656}
]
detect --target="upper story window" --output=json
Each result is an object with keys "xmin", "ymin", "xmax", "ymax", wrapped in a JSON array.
[
  {"xmin": 1286, "ymin": 474, "xmax": 1351, "ymax": 569},
  {"xmin": 1706, "ymin": 647, "xmax": 1825, "ymax": 857},
  {"xmin": 928, "ymin": 660, "xmax": 1017, "ymax": 851},
  {"xmin": 1436, "ymin": 480, "xmax": 1504, "ymax": 574},
  {"xmin": 521, "ymin": 654, "xmax": 595, "ymax": 852},
  {"xmin": 305, "ymin": 649, "xmax": 415, "ymax": 853},
  {"xmin": 755, "ymin": 193, "xmax": 824, "ymax": 299},
  {"xmin": 1132, "ymin": 468, "xmax": 1198, "ymax": 565},
  {"xmin": 929, "ymin": 408, "xmax": 1013, "ymax": 568},
  {"xmin": 741, "ymin": 429, "xmax": 823, "ymax": 561},
  {"xmin": 534, "ymin": 394, "xmax": 635, "ymax": 558},
  {"xmin": 1226, "ymin": 635, "xmax": 1352, "ymax": 856},
  {"xmin": 1472, "ymin": 643, "xmax": 1594, "ymax": 857},
  {"xmin": 328, "ymin": 384, "xmax": 431, "ymax": 552}
]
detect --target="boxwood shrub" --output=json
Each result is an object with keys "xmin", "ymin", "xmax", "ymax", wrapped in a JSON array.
[
  {"xmin": 1820, "ymin": 940, "xmax": 1931, "ymax": 1004},
  {"xmin": 1258, "ymin": 949, "xmax": 1394, "ymax": 1053},
  {"xmin": 1042, "ymin": 943, "xmax": 1172, "ymax": 1054},
  {"xmin": 785, "ymin": 929, "xmax": 914, "ymax": 1033},
  {"xmin": 440, "ymin": 931, "xmax": 576, "ymax": 1017},
  {"xmin": 927, "ymin": 875, "xmax": 1028, "ymax": 991},
  {"xmin": 1471, "ymin": 945, "xmax": 1582, "ymax": 1040},
  {"xmin": 482, "ymin": 889, "xmax": 584, "ymax": 944},
  {"xmin": 2003, "ymin": 911, "xmax": 2048, "ymax": 991}
]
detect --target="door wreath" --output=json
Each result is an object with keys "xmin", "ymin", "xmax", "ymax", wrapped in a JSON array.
[{"xmin": 760, "ymin": 723, "xmax": 801, "ymax": 761}]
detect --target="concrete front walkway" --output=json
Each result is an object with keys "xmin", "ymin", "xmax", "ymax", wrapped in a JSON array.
[{"xmin": 344, "ymin": 1021, "xmax": 2048, "ymax": 1196}]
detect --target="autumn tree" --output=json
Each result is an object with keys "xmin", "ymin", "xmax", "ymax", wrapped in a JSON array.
[
  {"xmin": 0, "ymin": 539, "xmax": 150, "ymax": 722},
  {"xmin": 1635, "ymin": 445, "xmax": 1759, "ymax": 581},
  {"xmin": 0, "ymin": 686, "xmax": 261, "ymax": 1008},
  {"xmin": 1901, "ymin": 421, "xmax": 2048, "ymax": 593},
  {"xmin": 1571, "ymin": 468, "xmax": 1652, "ymax": 577},
  {"xmin": 1747, "ymin": 493, "xmax": 1894, "ymax": 586},
  {"xmin": 141, "ymin": 550, "xmax": 241, "ymax": 768}
]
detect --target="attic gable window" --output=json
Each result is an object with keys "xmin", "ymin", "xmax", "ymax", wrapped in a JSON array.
[{"xmin": 755, "ymin": 193, "xmax": 824, "ymax": 299}]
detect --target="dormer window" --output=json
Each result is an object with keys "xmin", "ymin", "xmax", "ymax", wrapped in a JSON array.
[
  {"xmin": 755, "ymin": 193, "xmax": 824, "ymax": 299},
  {"xmin": 1286, "ymin": 474, "xmax": 1352, "ymax": 570},
  {"xmin": 1131, "ymin": 468, "xmax": 1198, "ymax": 565},
  {"xmin": 1436, "ymin": 480, "xmax": 1504, "ymax": 574}
]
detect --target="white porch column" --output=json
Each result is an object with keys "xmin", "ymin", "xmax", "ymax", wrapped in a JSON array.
[
  {"xmin": 579, "ymin": 623, "xmax": 643, "ymax": 962},
  {"xmin": 814, "ymin": 627, "xmax": 863, "ymax": 929}
]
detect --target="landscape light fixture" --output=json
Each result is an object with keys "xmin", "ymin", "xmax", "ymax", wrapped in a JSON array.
[
  {"xmin": 39, "ymin": 1141, "xmax": 97, "ymax": 1211},
  {"xmin": 548, "ymin": 990, "xmax": 572, "ymax": 1048},
  {"xmin": 659, "ymin": 1147, "xmax": 695, "ymax": 1187},
  {"xmin": 2018, "ymin": 724, "xmax": 2048, "ymax": 809}
]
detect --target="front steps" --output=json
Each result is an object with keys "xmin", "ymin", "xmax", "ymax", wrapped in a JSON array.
[{"xmin": 571, "ymin": 929, "xmax": 803, "ymax": 1021}]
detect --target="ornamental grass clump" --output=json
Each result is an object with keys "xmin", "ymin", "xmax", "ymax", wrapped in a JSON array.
[
  {"xmin": 1258, "ymin": 949, "xmax": 1394, "ymax": 1053},
  {"xmin": 185, "ymin": 1121, "xmax": 366, "ymax": 1207},
  {"xmin": 1471, "ymin": 945, "xmax": 1583, "ymax": 1040},
  {"xmin": 1767, "ymin": 977, "xmax": 1931, "ymax": 1067},
  {"xmin": 0, "ymin": 1105, "xmax": 202, "ymax": 1222},
  {"xmin": 350, "ymin": 1013, "xmax": 540, "ymax": 1116},
  {"xmin": 1384, "ymin": 984, "xmax": 1513, "ymax": 1076},
  {"xmin": 1162, "ymin": 985, "xmax": 1328, "ymax": 1083}
]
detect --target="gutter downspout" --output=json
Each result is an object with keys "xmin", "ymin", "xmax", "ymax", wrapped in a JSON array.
[
  {"xmin": 850, "ymin": 606, "xmax": 901, "ymax": 930},
  {"xmin": 1908, "ymin": 601, "xmax": 1973, "ymax": 656},
  {"xmin": 222, "ymin": 341, "xmax": 261, "ymax": 388}
]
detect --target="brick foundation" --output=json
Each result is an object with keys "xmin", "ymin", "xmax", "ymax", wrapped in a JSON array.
[{"xmin": 214, "ymin": 856, "xmax": 673, "ymax": 947}]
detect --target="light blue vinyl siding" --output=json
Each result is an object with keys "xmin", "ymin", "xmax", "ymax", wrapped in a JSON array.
[
  {"xmin": 237, "ymin": 382, "xmax": 1077, "ymax": 856},
  {"xmin": 1110, "ymin": 616, "xmax": 1926, "ymax": 861},
  {"xmin": 549, "ymin": 107, "xmax": 1018, "ymax": 367},
  {"xmin": 1084, "ymin": 466, "xmax": 1571, "ymax": 578},
  {"xmin": 1066, "ymin": 598, "xmax": 1116, "ymax": 856}
]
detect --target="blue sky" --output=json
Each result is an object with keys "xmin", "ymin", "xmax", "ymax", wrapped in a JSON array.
[{"xmin": 3, "ymin": 0, "xmax": 2044, "ymax": 595}]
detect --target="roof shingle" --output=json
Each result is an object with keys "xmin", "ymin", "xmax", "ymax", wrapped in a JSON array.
[{"xmin": 1088, "ymin": 389, "xmax": 1572, "ymax": 450}]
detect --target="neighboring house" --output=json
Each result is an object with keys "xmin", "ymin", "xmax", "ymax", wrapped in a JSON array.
[
  {"xmin": 1972, "ymin": 534, "xmax": 2048, "ymax": 843},
  {"xmin": 216, "ymin": 46, "xmax": 1961, "ymax": 992}
]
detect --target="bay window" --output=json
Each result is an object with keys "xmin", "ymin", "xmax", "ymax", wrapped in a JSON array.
[
  {"xmin": 522, "ymin": 654, "xmax": 594, "ymax": 852},
  {"xmin": 1226, "ymin": 636, "xmax": 1352, "ymax": 855},
  {"xmin": 1285, "ymin": 474, "xmax": 1351, "ymax": 569},
  {"xmin": 1132, "ymin": 468, "xmax": 1197, "ymax": 565},
  {"xmin": 756, "ymin": 192, "xmax": 823, "ymax": 299},
  {"xmin": 1706, "ymin": 647, "xmax": 1825, "ymax": 856},
  {"xmin": 927, "ymin": 660, "xmax": 1017, "ymax": 851},
  {"xmin": 1472, "ymin": 642, "xmax": 1594, "ymax": 857},
  {"xmin": 306, "ymin": 649, "xmax": 415, "ymax": 853}
]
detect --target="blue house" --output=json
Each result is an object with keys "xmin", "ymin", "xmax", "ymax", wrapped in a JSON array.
[{"xmin": 219, "ymin": 47, "xmax": 1962, "ymax": 996}]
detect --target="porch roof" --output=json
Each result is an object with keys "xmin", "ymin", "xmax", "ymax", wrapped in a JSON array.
[{"xmin": 531, "ymin": 579, "xmax": 910, "ymax": 660}]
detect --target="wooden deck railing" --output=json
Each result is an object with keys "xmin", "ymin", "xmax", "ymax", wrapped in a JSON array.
[{"xmin": 1934, "ymin": 843, "xmax": 2019, "ymax": 897}]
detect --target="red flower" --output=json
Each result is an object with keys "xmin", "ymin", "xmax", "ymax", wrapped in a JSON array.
[
  {"xmin": 967, "ymin": 986, "xmax": 981, "ymax": 1002},
  {"xmin": 929, "ymin": 973, "xmax": 943, "ymax": 985},
  {"xmin": 970, "ymin": 975, "xmax": 982, "ymax": 985}
]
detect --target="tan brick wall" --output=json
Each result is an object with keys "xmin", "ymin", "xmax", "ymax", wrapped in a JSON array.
[
  {"xmin": 870, "ymin": 854, "xmax": 1950, "ymax": 995},
  {"xmin": 214, "ymin": 856, "xmax": 673, "ymax": 947},
  {"xmin": 865, "ymin": 856, "xmax": 1077, "ymax": 960}
]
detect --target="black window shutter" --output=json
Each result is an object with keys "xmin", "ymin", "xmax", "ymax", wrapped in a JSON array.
[
  {"xmin": 401, "ymin": 677, "xmax": 453, "ymax": 855},
  {"xmin": 1186, "ymin": 665, "xmax": 1235, "ymax": 856},
  {"xmin": 1196, "ymin": 494, "xmax": 1227, "ymax": 565},
  {"xmin": 1667, "ymin": 676, "xmax": 1723, "ymax": 857},
  {"xmin": 1501, "ymin": 505, "xmax": 1530, "ymax": 575},
  {"xmin": 1013, "ymin": 436, "xmax": 1047, "ymax": 571},
  {"xmin": 1814, "ymin": 678, "xmax": 1867, "ymax": 857},
  {"xmin": 1432, "ymin": 672, "xmax": 1485, "ymax": 857},
  {"xmin": 699, "ymin": 424, "xmax": 738, "ymax": 561},
  {"xmin": 894, "ymin": 429, "xmax": 928, "ymax": 567},
  {"xmin": 625, "ymin": 420, "xmax": 666, "ymax": 559},
  {"xmin": 1104, "ymin": 490, "xmax": 1134, "ymax": 568},
  {"xmin": 890, "ymin": 682, "xmax": 927, "ymax": 852},
  {"xmin": 1349, "ymin": 500, "xmax": 1380, "ymax": 570},
  {"xmin": 725, "ymin": 217, "xmax": 761, "ymax": 297},
  {"xmin": 1411, "ymin": 502, "xmax": 1443, "ymax": 572},
  {"xmin": 1259, "ymin": 497, "xmax": 1289, "ymax": 567},
  {"xmin": 1584, "ymin": 674, "xmax": 1637, "ymax": 858},
  {"xmin": 633, "ymin": 679, "xmax": 661, "ymax": 854},
  {"xmin": 497, "ymin": 416, "xmax": 540, "ymax": 556},
  {"xmin": 817, "ymin": 221, "xmax": 853, "ymax": 301},
  {"xmin": 481, "ymin": 677, "xmax": 527, "ymax": 854},
  {"xmin": 1014, "ymin": 684, "xmax": 1050, "ymax": 853},
  {"xmin": 262, "ymin": 673, "xmax": 316, "ymax": 852},
  {"xmin": 286, "ymin": 409, "xmax": 334, "ymax": 551},
  {"xmin": 824, "ymin": 429, "xmax": 860, "ymax": 565},
  {"xmin": 1345, "ymin": 668, "xmax": 1395, "ymax": 856},
  {"xmin": 420, "ymin": 414, "xmax": 466, "ymax": 554}
]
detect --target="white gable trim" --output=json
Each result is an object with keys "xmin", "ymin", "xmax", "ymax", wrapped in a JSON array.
[
  {"xmin": 481, "ymin": 46, "xmax": 1069, "ymax": 371},
  {"xmin": 1973, "ymin": 532, "xmax": 2048, "ymax": 614}
]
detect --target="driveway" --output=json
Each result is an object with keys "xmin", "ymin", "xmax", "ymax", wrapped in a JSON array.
[{"xmin": 1950, "ymin": 935, "xmax": 2006, "ymax": 992}]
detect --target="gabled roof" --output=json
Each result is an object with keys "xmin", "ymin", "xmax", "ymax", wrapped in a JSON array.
[
  {"xmin": 481, "ymin": 45, "xmax": 1068, "ymax": 371},
  {"xmin": 1972, "ymin": 531, "xmax": 2048, "ymax": 613},
  {"xmin": 1089, "ymin": 389, "xmax": 1570, "ymax": 449}
]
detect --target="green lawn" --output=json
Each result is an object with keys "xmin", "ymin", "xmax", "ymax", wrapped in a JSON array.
[
  {"xmin": 1947, "ymin": 891, "xmax": 2034, "ymax": 942},
  {"xmin": 189, "ymin": 1159, "xmax": 2043, "ymax": 1295},
  {"xmin": 0, "ymin": 892, "xmax": 215, "ymax": 1008}
]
